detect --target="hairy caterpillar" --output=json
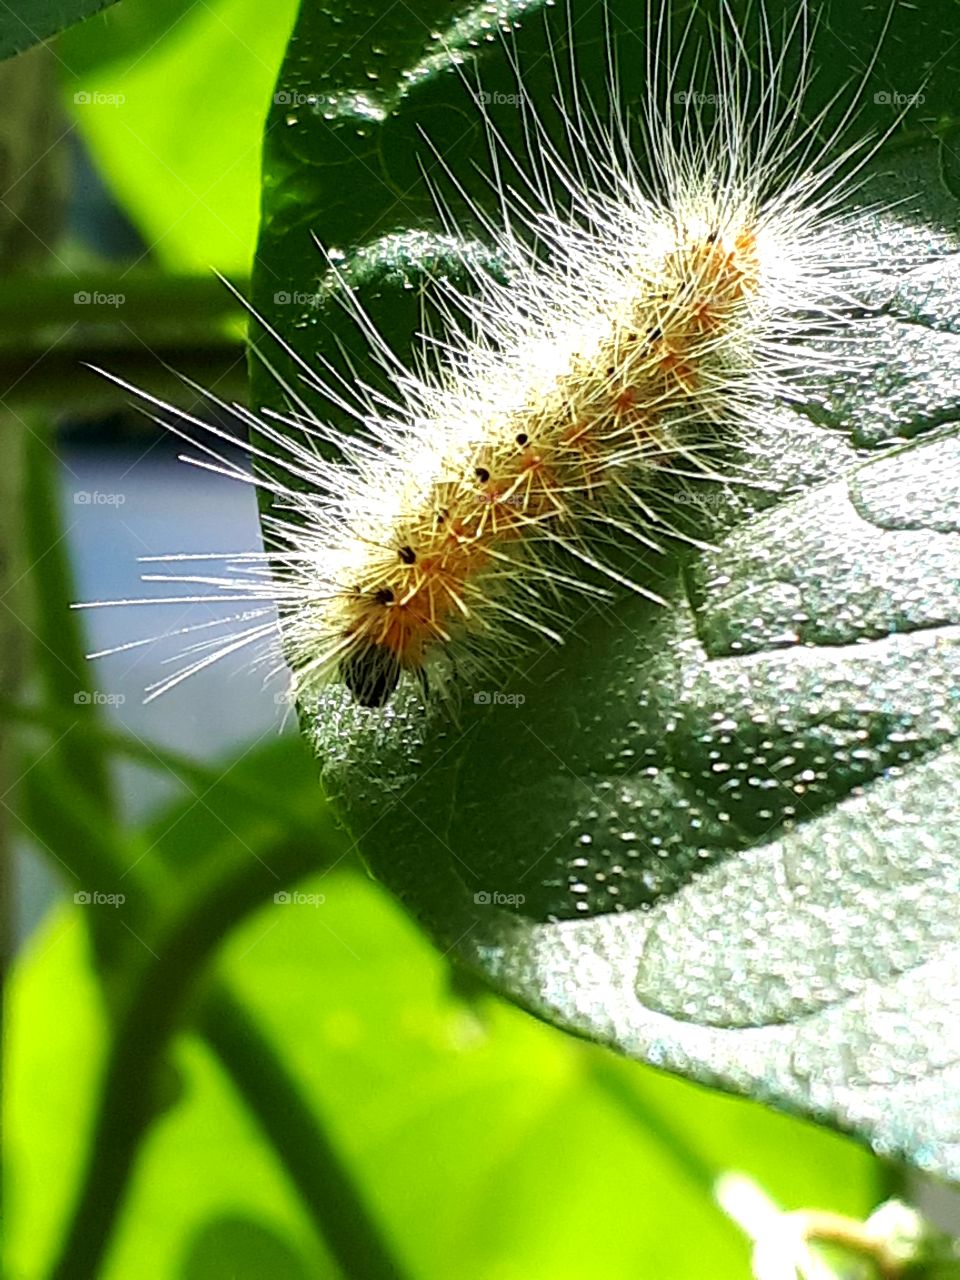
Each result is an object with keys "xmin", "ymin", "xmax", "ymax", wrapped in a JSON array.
[{"xmin": 80, "ymin": 0, "xmax": 916, "ymax": 712}]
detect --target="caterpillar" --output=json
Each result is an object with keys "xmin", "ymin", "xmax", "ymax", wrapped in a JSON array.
[{"xmin": 79, "ymin": 0, "xmax": 918, "ymax": 713}]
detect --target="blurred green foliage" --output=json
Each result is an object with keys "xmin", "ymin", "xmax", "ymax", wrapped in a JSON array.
[{"xmin": 61, "ymin": 0, "xmax": 300, "ymax": 271}]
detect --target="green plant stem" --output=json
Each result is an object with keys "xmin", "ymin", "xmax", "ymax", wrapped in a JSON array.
[
  {"xmin": 44, "ymin": 821, "xmax": 392, "ymax": 1280},
  {"xmin": 3, "ymin": 699, "xmax": 327, "ymax": 836},
  {"xmin": 22, "ymin": 423, "xmax": 114, "ymax": 813},
  {"xmin": 21, "ymin": 763, "xmax": 157, "ymax": 977},
  {"xmin": 0, "ymin": 272, "xmax": 249, "ymax": 410},
  {"xmin": 23, "ymin": 740, "xmax": 398, "ymax": 1279},
  {"xmin": 0, "ymin": 272, "xmax": 247, "ymax": 341},
  {"xmin": 198, "ymin": 983, "xmax": 411, "ymax": 1280},
  {"xmin": 1, "ymin": 345, "xmax": 248, "ymax": 412}
]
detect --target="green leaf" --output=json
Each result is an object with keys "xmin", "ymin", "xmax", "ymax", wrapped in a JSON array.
[
  {"xmin": 7, "ymin": 908, "xmax": 109, "ymax": 1279},
  {"xmin": 180, "ymin": 1216, "xmax": 312, "ymax": 1280},
  {"xmin": 22, "ymin": 421, "xmax": 113, "ymax": 812},
  {"xmin": 0, "ymin": 0, "xmax": 119, "ymax": 62},
  {"xmin": 253, "ymin": 0, "xmax": 960, "ymax": 1177},
  {"xmin": 8, "ymin": 876, "xmax": 881, "ymax": 1279},
  {"xmin": 61, "ymin": 0, "xmax": 299, "ymax": 271}
]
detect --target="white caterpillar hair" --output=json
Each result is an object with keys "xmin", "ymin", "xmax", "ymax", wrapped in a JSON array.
[{"xmin": 78, "ymin": 0, "xmax": 920, "ymax": 712}]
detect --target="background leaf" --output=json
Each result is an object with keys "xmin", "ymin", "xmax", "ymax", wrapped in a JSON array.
[
  {"xmin": 8, "ymin": 875, "xmax": 882, "ymax": 1280},
  {"xmin": 252, "ymin": 0, "xmax": 960, "ymax": 1177},
  {"xmin": 60, "ymin": 0, "xmax": 299, "ymax": 271},
  {"xmin": 0, "ymin": 0, "xmax": 119, "ymax": 62}
]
